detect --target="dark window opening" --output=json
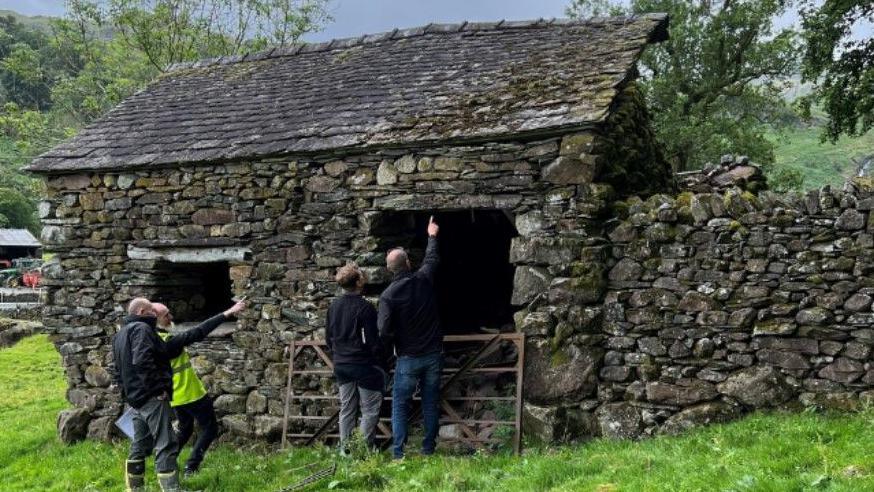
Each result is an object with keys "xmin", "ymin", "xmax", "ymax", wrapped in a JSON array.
[
  {"xmin": 152, "ymin": 261, "xmax": 233, "ymax": 323},
  {"xmin": 373, "ymin": 210, "xmax": 518, "ymax": 334},
  {"xmin": 0, "ymin": 246, "xmax": 40, "ymax": 261}
]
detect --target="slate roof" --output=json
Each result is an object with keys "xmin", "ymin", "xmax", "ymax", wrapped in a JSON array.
[
  {"xmin": 27, "ymin": 14, "xmax": 668, "ymax": 173},
  {"xmin": 0, "ymin": 229, "xmax": 40, "ymax": 247}
]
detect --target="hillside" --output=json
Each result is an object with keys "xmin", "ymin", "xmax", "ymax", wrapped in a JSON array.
[
  {"xmin": 767, "ymin": 126, "xmax": 874, "ymax": 190},
  {"xmin": 0, "ymin": 9, "xmax": 54, "ymax": 32}
]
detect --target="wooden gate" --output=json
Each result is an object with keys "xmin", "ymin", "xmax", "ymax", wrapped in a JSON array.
[{"xmin": 281, "ymin": 333, "xmax": 525, "ymax": 454}]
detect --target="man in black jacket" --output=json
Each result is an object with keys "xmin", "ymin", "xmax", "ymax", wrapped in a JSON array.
[
  {"xmin": 112, "ymin": 297, "xmax": 245, "ymax": 492},
  {"xmin": 325, "ymin": 263, "xmax": 385, "ymax": 452},
  {"xmin": 379, "ymin": 216, "xmax": 441, "ymax": 459}
]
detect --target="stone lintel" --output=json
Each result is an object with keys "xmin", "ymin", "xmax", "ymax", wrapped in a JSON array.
[
  {"xmin": 127, "ymin": 245, "xmax": 251, "ymax": 263},
  {"xmin": 169, "ymin": 321, "xmax": 237, "ymax": 338}
]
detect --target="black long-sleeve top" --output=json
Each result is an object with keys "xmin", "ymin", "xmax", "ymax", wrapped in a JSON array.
[
  {"xmin": 378, "ymin": 236, "xmax": 442, "ymax": 357},
  {"xmin": 325, "ymin": 293, "xmax": 383, "ymax": 366},
  {"xmin": 111, "ymin": 313, "xmax": 226, "ymax": 408}
]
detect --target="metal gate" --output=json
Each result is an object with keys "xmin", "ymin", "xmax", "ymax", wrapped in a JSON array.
[{"xmin": 281, "ymin": 333, "xmax": 525, "ymax": 454}]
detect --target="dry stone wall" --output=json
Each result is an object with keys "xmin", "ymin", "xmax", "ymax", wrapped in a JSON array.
[{"xmin": 587, "ymin": 183, "xmax": 874, "ymax": 439}]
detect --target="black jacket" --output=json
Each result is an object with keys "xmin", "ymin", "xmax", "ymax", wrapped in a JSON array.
[
  {"xmin": 378, "ymin": 236, "xmax": 442, "ymax": 357},
  {"xmin": 111, "ymin": 313, "xmax": 227, "ymax": 408},
  {"xmin": 325, "ymin": 293, "xmax": 383, "ymax": 366}
]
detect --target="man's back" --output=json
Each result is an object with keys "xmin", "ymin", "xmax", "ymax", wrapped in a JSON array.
[
  {"xmin": 112, "ymin": 315, "xmax": 172, "ymax": 408},
  {"xmin": 379, "ymin": 236, "xmax": 442, "ymax": 357}
]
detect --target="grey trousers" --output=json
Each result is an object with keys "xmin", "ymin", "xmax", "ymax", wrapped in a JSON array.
[
  {"xmin": 129, "ymin": 397, "xmax": 180, "ymax": 473},
  {"xmin": 338, "ymin": 382, "xmax": 382, "ymax": 446}
]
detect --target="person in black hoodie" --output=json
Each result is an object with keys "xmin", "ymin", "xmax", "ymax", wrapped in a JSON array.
[
  {"xmin": 112, "ymin": 297, "xmax": 245, "ymax": 492},
  {"xmin": 325, "ymin": 263, "xmax": 385, "ymax": 452}
]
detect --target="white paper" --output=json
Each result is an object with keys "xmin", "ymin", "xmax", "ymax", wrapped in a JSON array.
[{"xmin": 115, "ymin": 407, "xmax": 136, "ymax": 440}]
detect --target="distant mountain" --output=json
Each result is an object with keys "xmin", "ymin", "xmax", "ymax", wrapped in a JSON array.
[{"xmin": 0, "ymin": 9, "xmax": 57, "ymax": 32}]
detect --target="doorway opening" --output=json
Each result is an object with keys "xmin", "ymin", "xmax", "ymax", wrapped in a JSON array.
[
  {"xmin": 373, "ymin": 210, "xmax": 517, "ymax": 334},
  {"xmin": 151, "ymin": 261, "xmax": 233, "ymax": 323}
]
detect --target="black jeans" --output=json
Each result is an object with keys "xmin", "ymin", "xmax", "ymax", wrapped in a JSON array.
[{"xmin": 174, "ymin": 396, "xmax": 218, "ymax": 470}]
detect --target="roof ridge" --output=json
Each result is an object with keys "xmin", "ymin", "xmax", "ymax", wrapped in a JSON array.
[{"xmin": 166, "ymin": 13, "xmax": 667, "ymax": 72}]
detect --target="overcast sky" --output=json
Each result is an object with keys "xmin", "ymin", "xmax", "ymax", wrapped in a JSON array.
[
  {"xmin": 2, "ymin": 0, "xmax": 871, "ymax": 42},
  {"xmin": 2, "ymin": 0, "xmax": 570, "ymax": 41}
]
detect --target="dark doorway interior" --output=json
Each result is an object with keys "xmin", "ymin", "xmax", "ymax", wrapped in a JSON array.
[
  {"xmin": 152, "ymin": 261, "xmax": 233, "ymax": 323},
  {"xmin": 374, "ymin": 210, "xmax": 517, "ymax": 334}
]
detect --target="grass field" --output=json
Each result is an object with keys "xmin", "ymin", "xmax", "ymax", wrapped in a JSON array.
[
  {"xmin": 5, "ymin": 334, "xmax": 874, "ymax": 491},
  {"xmin": 768, "ymin": 126, "xmax": 874, "ymax": 191}
]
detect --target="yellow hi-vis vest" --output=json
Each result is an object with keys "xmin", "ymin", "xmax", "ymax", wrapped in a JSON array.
[{"xmin": 158, "ymin": 332, "xmax": 208, "ymax": 407}]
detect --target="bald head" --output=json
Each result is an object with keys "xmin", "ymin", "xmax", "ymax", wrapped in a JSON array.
[
  {"xmin": 152, "ymin": 302, "xmax": 172, "ymax": 328},
  {"xmin": 386, "ymin": 248, "xmax": 411, "ymax": 274},
  {"xmin": 127, "ymin": 297, "xmax": 155, "ymax": 317}
]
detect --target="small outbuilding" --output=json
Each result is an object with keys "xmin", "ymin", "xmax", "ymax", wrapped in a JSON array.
[
  {"xmin": 0, "ymin": 228, "xmax": 41, "ymax": 262},
  {"xmin": 29, "ymin": 15, "xmax": 673, "ymax": 443}
]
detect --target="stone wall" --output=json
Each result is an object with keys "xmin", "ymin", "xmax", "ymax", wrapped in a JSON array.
[
  {"xmin": 583, "ymin": 182, "xmax": 874, "ymax": 439},
  {"xmin": 0, "ymin": 318, "xmax": 41, "ymax": 348},
  {"xmin": 42, "ymin": 118, "xmax": 661, "ymax": 443}
]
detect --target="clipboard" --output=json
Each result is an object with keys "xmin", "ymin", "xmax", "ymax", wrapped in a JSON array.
[{"xmin": 115, "ymin": 407, "xmax": 136, "ymax": 440}]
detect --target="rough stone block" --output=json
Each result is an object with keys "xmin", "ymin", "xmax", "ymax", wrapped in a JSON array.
[
  {"xmin": 524, "ymin": 339, "xmax": 603, "ymax": 405},
  {"xmin": 523, "ymin": 403, "xmax": 596, "ymax": 442},
  {"xmin": 559, "ymin": 132, "xmax": 595, "ymax": 156},
  {"xmin": 84, "ymin": 365, "xmax": 111, "ymax": 387},
  {"xmin": 595, "ymin": 402, "xmax": 642, "ymax": 439},
  {"xmin": 510, "ymin": 266, "xmax": 552, "ymax": 305},
  {"xmin": 324, "ymin": 160, "xmax": 348, "ymax": 176},
  {"xmin": 661, "ymin": 402, "xmax": 739, "ymax": 435},
  {"xmin": 509, "ymin": 237, "xmax": 583, "ymax": 265},
  {"xmin": 818, "ymin": 357, "xmax": 864, "ymax": 384},
  {"xmin": 214, "ymin": 394, "xmax": 247, "ymax": 414},
  {"xmin": 716, "ymin": 366, "xmax": 794, "ymax": 407},
  {"xmin": 192, "ymin": 208, "xmax": 235, "ymax": 225},
  {"xmin": 376, "ymin": 160, "xmax": 398, "ymax": 185},
  {"xmin": 86, "ymin": 416, "xmax": 116, "ymax": 442},
  {"xmin": 253, "ymin": 415, "xmax": 283, "ymax": 440},
  {"xmin": 57, "ymin": 408, "xmax": 91, "ymax": 444},
  {"xmin": 541, "ymin": 155, "xmax": 598, "ymax": 184},
  {"xmin": 645, "ymin": 380, "xmax": 717, "ymax": 406},
  {"xmin": 222, "ymin": 415, "xmax": 253, "ymax": 437}
]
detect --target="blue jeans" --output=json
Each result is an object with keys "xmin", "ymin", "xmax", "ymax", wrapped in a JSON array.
[{"xmin": 391, "ymin": 352, "xmax": 442, "ymax": 458}]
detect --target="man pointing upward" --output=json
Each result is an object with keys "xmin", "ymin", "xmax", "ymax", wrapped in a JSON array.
[{"xmin": 379, "ymin": 215, "xmax": 442, "ymax": 459}]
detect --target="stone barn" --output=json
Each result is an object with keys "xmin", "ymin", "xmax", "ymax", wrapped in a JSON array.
[{"xmin": 30, "ymin": 14, "xmax": 680, "ymax": 444}]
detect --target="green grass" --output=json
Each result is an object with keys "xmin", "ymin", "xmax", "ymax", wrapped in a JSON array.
[
  {"xmin": 768, "ymin": 126, "xmax": 874, "ymax": 190},
  {"xmin": 5, "ymin": 335, "xmax": 874, "ymax": 491}
]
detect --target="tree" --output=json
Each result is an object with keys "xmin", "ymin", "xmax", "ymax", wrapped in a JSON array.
[
  {"xmin": 67, "ymin": 0, "xmax": 331, "ymax": 72},
  {"xmin": 567, "ymin": 0, "xmax": 799, "ymax": 171},
  {"xmin": 0, "ymin": 2, "xmax": 331, "ymax": 232},
  {"xmin": 800, "ymin": 1, "xmax": 874, "ymax": 142}
]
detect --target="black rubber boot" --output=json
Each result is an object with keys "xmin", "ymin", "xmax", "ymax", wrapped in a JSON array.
[
  {"xmin": 157, "ymin": 470, "xmax": 183, "ymax": 492},
  {"xmin": 182, "ymin": 464, "xmax": 199, "ymax": 479},
  {"xmin": 124, "ymin": 460, "xmax": 145, "ymax": 492}
]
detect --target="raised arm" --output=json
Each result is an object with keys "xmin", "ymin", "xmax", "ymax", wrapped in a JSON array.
[
  {"xmin": 164, "ymin": 300, "xmax": 246, "ymax": 357},
  {"xmin": 417, "ymin": 215, "xmax": 440, "ymax": 282}
]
